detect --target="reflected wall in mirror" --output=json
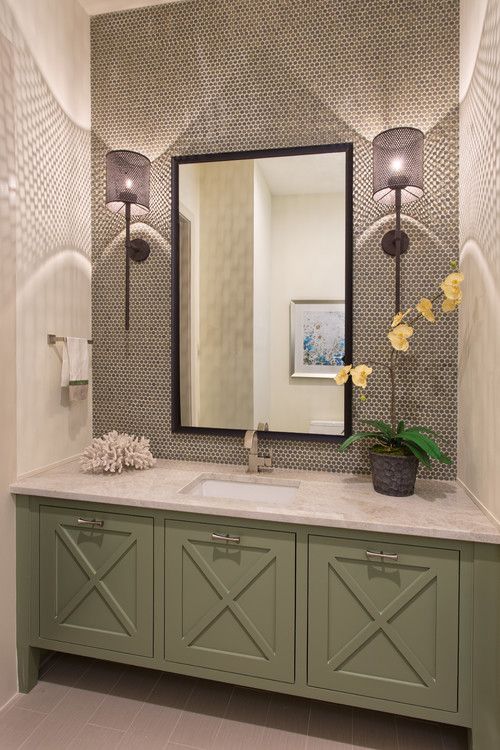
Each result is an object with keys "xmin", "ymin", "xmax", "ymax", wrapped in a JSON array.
[{"xmin": 172, "ymin": 144, "xmax": 353, "ymax": 441}]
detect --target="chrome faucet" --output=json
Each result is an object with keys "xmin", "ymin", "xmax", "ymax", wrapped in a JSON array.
[{"xmin": 244, "ymin": 423, "xmax": 273, "ymax": 474}]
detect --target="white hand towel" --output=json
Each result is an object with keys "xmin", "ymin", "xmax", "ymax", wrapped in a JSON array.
[{"xmin": 61, "ymin": 337, "xmax": 89, "ymax": 402}]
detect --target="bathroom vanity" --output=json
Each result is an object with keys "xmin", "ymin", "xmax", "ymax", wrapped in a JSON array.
[{"xmin": 11, "ymin": 460, "xmax": 500, "ymax": 749}]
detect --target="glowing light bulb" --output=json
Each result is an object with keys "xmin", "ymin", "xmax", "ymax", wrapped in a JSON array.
[
  {"xmin": 391, "ymin": 158, "xmax": 403, "ymax": 173},
  {"xmin": 125, "ymin": 178, "xmax": 133, "ymax": 189}
]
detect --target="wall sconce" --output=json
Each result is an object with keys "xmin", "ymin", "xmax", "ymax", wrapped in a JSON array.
[
  {"xmin": 372, "ymin": 127, "xmax": 424, "ymax": 312},
  {"xmin": 106, "ymin": 149, "xmax": 151, "ymax": 331}
]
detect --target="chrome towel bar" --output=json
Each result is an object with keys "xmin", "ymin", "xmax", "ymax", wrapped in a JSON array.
[{"xmin": 47, "ymin": 334, "xmax": 93, "ymax": 345}]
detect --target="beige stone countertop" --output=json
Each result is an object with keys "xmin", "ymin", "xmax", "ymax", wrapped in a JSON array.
[{"xmin": 10, "ymin": 458, "xmax": 500, "ymax": 544}]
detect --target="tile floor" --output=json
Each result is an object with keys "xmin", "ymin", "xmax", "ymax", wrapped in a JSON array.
[{"xmin": 0, "ymin": 653, "xmax": 468, "ymax": 749}]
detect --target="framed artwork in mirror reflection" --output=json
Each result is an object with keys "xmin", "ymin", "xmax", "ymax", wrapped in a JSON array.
[{"xmin": 290, "ymin": 300, "xmax": 345, "ymax": 379}]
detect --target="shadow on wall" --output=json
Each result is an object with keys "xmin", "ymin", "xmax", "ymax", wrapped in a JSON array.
[
  {"xmin": 458, "ymin": 0, "xmax": 500, "ymax": 517},
  {"xmin": 0, "ymin": 0, "xmax": 92, "ymax": 475}
]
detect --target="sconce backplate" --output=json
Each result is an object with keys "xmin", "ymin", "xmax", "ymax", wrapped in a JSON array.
[
  {"xmin": 128, "ymin": 238, "xmax": 150, "ymax": 262},
  {"xmin": 381, "ymin": 229, "xmax": 410, "ymax": 257}
]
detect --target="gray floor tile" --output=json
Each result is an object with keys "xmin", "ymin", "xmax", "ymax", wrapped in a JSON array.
[
  {"xmin": 0, "ymin": 707, "xmax": 47, "ymax": 750},
  {"xmin": 440, "ymin": 724, "xmax": 468, "ymax": 750},
  {"xmin": 68, "ymin": 723, "xmax": 125, "ymax": 749},
  {"xmin": 13, "ymin": 679, "xmax": 69, "ymax": 715},
  {"xmin": 1, "ymin": 654, "xmax": 471, "ymax": 750},
  {"xmin": 118, "ymin": 673, "xmax": 195, "ymax": 750},
  {"xmin": 14, "ymin": 653, "xmax": 91, "ymax": 713},
  {"xmin": 262, "ymin": 693, "xmax": 311, "ymax": 750},
  {"xmin": 88, "ymin": 664, "xmax": 161, "ymax": 731},
  {"xmin": 19, "ymin": 711, "xmax": 91, "ymax": 750},
  {"xmin": 169, "ymin": 679, "xmax": 233, "ymax": 749},
  {"xmin": 213, "ymin": 686, "xmax": 271, "ymax": 750},
  {"xmin": 73, "ymin": 657, "xmax": 126, "ymax": 694},
  {"xmin": 38, "ymin": 652, "xmax": 60, "ymax": 678},
  {"xmin": 353, "ymin": 708, "xmax": 397, "ymax": 749},
  {"xmin": 396, "ymin": 717, "xmax": 444, "ymax": 750},
  {"xmin": 307, "ymin": 700, "xmax": 352, "ymax": 750},
  {"xmin": 39, "ymin": 654, "xmax": 91, "ymax": 686}
]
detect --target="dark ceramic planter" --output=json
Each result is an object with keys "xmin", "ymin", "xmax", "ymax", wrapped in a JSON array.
[{"xmin": 370, "ymin": 450, "xmax": 418, "ymax": 497}]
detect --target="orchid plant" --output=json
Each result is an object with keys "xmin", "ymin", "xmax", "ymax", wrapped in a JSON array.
[{"xmin": 337, "ymin": 262, "xmax": 464, "ymax": 467}]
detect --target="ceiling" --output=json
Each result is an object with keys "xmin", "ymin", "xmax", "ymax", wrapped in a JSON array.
[
  {"xmin": 257, "ymin": 152, "xmax": 346, "ymax": 196},
  {"xmin": 79, "ymin": 0, "xmax": 181, "ymax": 15}
]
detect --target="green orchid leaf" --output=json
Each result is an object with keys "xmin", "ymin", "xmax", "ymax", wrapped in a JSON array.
[
  {"xmin": 399, "ymin": 428, "xmax": 439, "ymax": 448},
  {"xmin": 399, "ymin": 431, "xmax": 442, "ymax": 459},
  {"xmin": 397, "ymin": 420, "xmax": 405, "ymax": 434},
  {"xmin": 408, "ymin": 425, "xmax": 441, "ymax": 438},
  {"xmin": 361, "ymin": 420, "xmax": 394, "ymax": 439},
  {"xmin": 401, "ymin": 440, "xmax": 431, "ymax": 467},
  {"xmin": 338, "ymin": 432, "xmax": 388, "ymax": 452},
  {"xmin": 402, "ymin": 430, "xmax": 446, "ymax": 457},
  {"xmin": 400, "ymin": 432, "xmax": 451, "ymax": 464}
]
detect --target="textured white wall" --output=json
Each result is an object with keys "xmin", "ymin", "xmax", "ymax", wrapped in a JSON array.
[
  {"xmin": 0, "ymin": 0, "xmax": 91, "ymax": 706},
  {"xmin": 0, "ymin": 10, "xmax": 18, "ymax": 709},
  {"xmin": 6, "ymin": 0, "xmax": 92, "ymax": 476},
  {"xmin": 179, "ymin": 162, "xmax": 201, "ymax": 424},
  {"xmin": 459, "ymin": 0, "xmax": 489, "ymax": 101},
  {"xmin": 458, "ymin": 0, "xmax": 500, "ymax": 523},
  {"xmin": 269, "ymin": 193, "xmax": 345, "ymax": 434},
  {"xmin": 198, "ymin": 160, "xmax": 254, "ymax": 429},
  {"xmin": 5, "ymin": 0, "xmax": 90, "ymax": 129}
]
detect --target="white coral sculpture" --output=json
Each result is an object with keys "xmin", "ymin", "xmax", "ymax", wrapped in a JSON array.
[{"xmin": 80, "ymin": 430, "xmax": 156, "ymax": 474}]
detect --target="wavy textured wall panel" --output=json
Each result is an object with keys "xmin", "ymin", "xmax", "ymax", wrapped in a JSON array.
[
  {"xmin": 459, "ymin": 0, "xmax": 500, "ymax": 519},
  {"xmin": 1, "ymin": 0, "xmax": 92, "ymax": 473}
]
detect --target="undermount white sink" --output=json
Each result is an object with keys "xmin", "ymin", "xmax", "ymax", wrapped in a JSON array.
[{"xmin": 180, "ymin": 475, "xmax": 300, "ymax": 503}]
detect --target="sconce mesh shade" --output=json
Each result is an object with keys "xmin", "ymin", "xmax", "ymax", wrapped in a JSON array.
[
  {"xmin": 106, "ymin": 150, "xmax": 151, "ymax": 216},
  {"xmin": 373, "ymin": 127, "xmax": 424, "ymax": 205}
]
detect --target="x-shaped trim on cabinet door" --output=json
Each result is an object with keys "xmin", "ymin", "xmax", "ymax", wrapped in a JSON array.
[
  {"xmin": 54, "ymin": 524, "xmax": 138, "ymax": 636},
  {"xmin": 181, "ymin": 540, "xmax": 277, "ymax": 661},
  {"xmin": 327, "ymin": 558, "xmax": 437, "ymax": 687}
]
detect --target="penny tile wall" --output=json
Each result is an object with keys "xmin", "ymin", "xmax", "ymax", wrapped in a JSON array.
[{"xmin": 91, "ymin": 0, "xmax": 459, "ymax": 478}]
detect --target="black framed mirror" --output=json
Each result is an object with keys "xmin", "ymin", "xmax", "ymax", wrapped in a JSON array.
[{"xmin": 171, "ymin": 143, "xmax": 353, "ymax": 443}]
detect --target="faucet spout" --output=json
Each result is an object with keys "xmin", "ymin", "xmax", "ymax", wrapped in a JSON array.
[
  {"xmin": 244, "ymin": 427, "xmax": 273, "ymax": 474},
  {"xmin": 244, "ymin": 430, "xmax": 258, "ymax": 453}
]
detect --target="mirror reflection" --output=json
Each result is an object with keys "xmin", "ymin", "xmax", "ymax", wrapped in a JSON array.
[{"xmin": 176, "ymin": 147, "xmax": 350, "ymax": 437}]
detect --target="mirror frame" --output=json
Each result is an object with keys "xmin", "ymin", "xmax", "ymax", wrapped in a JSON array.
[{"xmin": 171, "ymin": 142, "xmax": 353, "ymax": 443}]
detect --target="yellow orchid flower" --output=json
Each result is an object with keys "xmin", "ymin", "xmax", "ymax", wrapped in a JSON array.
[
  {"xmin": 416, "ymin": 298, "xmax": 435, "ymax": 322},
  {"xmin": 440, "ymin": 272, "xmax": 464, "ymax": 301},
  {"xmin": 387, "ymin": 323, "xmax": 414, "ymax": 352},
  {"xmin": 334, "ymin": 364, "xmax": 352, "ymax": 385},
  {"xmin": 442, "ymin": 297, "xmax": 460, "ymax": 313},
  {"xmin": 391, "ymin": 308, "xmax": 411, "ymax": 328},
  {"xmin": 351, "ymin": 364, "xmax": 373, "ymax": 388}
]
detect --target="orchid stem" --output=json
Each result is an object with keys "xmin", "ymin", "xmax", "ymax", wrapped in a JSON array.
[{"xmin": 389, "ymin": 349, "xmax": 397, "ymax": 433}]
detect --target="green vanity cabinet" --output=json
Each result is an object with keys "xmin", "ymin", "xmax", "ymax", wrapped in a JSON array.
[
  {"xmin": 20, "ymin": 494, "xmax": 500, "ymax": 749},
  {"xmin": 38, "ymin": 505, "xmax": 154, "ymax": 657},
  {"xmin": 308, "ymin": 535, "xmax": 460, "ymax": 711},
  {"xmin": 164, "ymin": 519, "xmax": 296, "ymax": 682}
]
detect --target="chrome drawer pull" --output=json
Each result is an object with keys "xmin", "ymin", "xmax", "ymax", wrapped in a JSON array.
[
  {"xmin": 366, "ymin": 550, "xmax": 399, "ymax": 561},
  {"xmin": 77, "ymin": 518, "xmax": 104, "ymax": 528},
  {"xmin": 211, "ymin": 532, "xmax": 240, "ymax": 544}
]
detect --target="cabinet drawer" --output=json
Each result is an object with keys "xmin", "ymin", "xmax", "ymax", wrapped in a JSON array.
[
  {"xmin": 308, "ymin": 535, "xmax": 460, "ymax": 711},
  {"xmin": 165, "ymin": 519, "xmax": 295, "ymax": 682},
  {"xmin": 39, "ymin": 505, "xmax": 154, "ymax": 657}
]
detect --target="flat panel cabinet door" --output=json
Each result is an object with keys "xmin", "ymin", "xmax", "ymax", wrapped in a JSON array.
[
  {"xmin": 308, "ymin": 536, "xmax": 460, "ymax": 711},
  {"xmin": 39, "ymin": 505, "xmax": 154, "ymax": 656},
  {"xmin": 165, "ymin": 520, "xmax": 295, "ymax": 682}
]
